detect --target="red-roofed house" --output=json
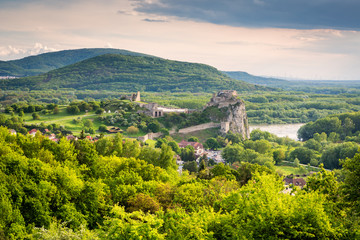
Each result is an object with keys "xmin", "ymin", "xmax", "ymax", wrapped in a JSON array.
[
  {"xmin": 66, "ymin": 135, "xmax": 78, "ymax": 141},
  {"xmin": 284, "ymin": 177, "xmax": 306, "ymax": 188},
  {"xmin": 28, "ymin": 129, "xmax": 38, "ymax": 136},
  {"xmin": 178, "ymin": 140, "xmax": 204, "ymax": 155},
  {"xmin": 46, "ymin": 133, "xmax": 56, "ymax": 140}
]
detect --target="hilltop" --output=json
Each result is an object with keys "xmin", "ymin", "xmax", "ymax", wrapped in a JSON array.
[
  {"xmin": 3, "ymin": 54, "xmax": 270, "ymax": 92},
  {"xmin": 0, "ymin": 48, "xmax": 149, "ymax": 77}
]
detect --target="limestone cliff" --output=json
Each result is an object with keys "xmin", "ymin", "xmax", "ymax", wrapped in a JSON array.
[{"xmin": 205, "ymin": 90, "xmax": 250, "ymax": 139}]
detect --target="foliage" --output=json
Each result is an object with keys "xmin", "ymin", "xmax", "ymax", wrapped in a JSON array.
[{"xmin": 4, "ymin": 54, "xmax": 267, "ymax": 93}]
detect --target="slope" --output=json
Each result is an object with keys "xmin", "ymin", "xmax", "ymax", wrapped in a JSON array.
[
  {"xmin": 224, "ymin": 71, "xmax": 291, "ymax": 87},
  {"xmin": 3, "ymin": 54, "xmax": 270, "ymax": 92},
  {"xmin": 0, "ymin": 48, "xmax": 149, "ymax": 77}
]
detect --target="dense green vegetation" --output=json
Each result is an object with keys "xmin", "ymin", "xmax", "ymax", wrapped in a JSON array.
[
  {"xmin": 0, "ymin": 126, "xmax": 360, "ymax": 239},
  {"xmin": 298, "ymin": 111, "xmax": 360, "ymax": 141},
  {"xmin": 0, "ymin": 48, "xmax": 148, "ymax": 77},
  {"xmin": 2, "ymin": 54, "xmax": 268, "ymax": 92},
  {"xmin": 0, "ymin": 99, "xmax": 166, "ymax": 138}
]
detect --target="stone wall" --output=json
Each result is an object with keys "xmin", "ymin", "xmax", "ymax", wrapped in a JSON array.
[{"xmin": 169, "ymin": 122, "xmax": 221, "ymax": 135}]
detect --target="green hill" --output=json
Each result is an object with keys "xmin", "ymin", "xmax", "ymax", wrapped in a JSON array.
[
  {"xmin": 3, "ymin": 54, "xmax": 270, "ymax": 92},
  {"xmin": 0, "ymin": 48, "xmax": 148, "ymax": 77},
  {"xmin": 224, "ymin": 71, "xmax": 291, "ymax": 87},
  {"xmin": 224, "ymin": 71, "xmax": 360, "ymax": 92}
]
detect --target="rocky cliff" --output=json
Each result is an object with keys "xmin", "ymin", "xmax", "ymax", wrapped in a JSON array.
[{"xmin": 205, "ymin": 90, "xmax": 250, "ymax": 139}]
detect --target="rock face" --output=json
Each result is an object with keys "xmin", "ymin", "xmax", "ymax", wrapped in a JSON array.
[{"xmin": 205, "ymin": 90, "xmax": 250, "ymax": 139}]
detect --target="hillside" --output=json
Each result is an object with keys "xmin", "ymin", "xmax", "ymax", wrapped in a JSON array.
[
  {"xmin": 3, "ymin": 54, "xmax": 270, "ymax": 92},
  {"xmin": 224, "ymin": 71, "xmax": 291, "ymax": 87},
  {"xmin": 0, "ymin": 48, "xmax": 148, "ymax": 77},
  {"xmin": 225, "ymin": 71, "xmax": 360, "ymax": 92}
]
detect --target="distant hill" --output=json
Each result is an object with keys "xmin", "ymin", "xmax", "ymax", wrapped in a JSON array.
[
  {"xmin": 224, "ymin": 71, "xmax": 360, "ymax": 92},
  {"xmin": 3, "ymin": 54, "xmax": 270, "ymax": 92},
  {"xmin": 0, "ymin": 48, "xmax": 149, "ymax": 77},
  {"xmin": 224, "ymin": 71, "xmax": 291, "ymax": 87}
]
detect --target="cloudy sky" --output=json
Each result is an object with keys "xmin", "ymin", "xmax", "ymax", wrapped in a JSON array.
[{"xmin": 1, "ymin": 0, "xmax": 360, "ymax": 80}]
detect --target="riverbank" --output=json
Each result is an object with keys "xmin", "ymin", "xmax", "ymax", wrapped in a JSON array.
[{"xmin": 250, "ymin": 123, "xmax": 305, "ymax": 140}]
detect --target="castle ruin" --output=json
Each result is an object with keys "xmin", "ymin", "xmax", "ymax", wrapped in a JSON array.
[{"xmin": 205, "ymin": 90, "xmax": 250, "ymax": 139}]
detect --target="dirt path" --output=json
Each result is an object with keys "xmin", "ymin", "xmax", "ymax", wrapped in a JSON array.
[{"xmin": 169, "ymin": 122, "xmax": 220, "ymax": 134}]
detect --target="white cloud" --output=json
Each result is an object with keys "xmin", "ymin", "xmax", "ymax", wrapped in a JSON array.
[{"xmin": 0, "ymin": 43, "xmax": 57, "ymax": 60}]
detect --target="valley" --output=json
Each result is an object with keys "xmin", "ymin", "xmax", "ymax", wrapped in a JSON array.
[{"xmin": 1, "ymin": 48, "xmax": 360, "ymax": 239}]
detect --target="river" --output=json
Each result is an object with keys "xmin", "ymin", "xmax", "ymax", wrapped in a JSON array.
[{"xmin": 249, "ymin": 123, "xmax": 305, "ymax": 141}]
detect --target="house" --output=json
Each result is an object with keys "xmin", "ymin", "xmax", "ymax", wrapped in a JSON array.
[
  {"xmin": 178, "ymin": 140, "xmax": 205, "ymax": 155},
  {"xmin": 107, "ymin": 126, "xmax": 123, "ymax": 134},
  {"xmin": 9, "ymin": 129, "xmax": 17, "ymax": 135},
  {"xmin": 66, "ymin": 135, "xmax": 78, "ymax": 141},
  {"xmin": 46, "ymin": 133, "xmax": 56, "ymax": 140},
  {"xmin": 284, "ymin": 177, "xmax": 306, "ymax": 188},
  {"xmin": 28, "ymin": 129, "xmax": 38, "ymax": 136}
]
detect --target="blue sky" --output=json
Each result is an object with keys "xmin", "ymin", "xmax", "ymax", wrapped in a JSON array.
[{"xmin": 0, "ymin": 0, "xmax": 360, "ymax": 80}]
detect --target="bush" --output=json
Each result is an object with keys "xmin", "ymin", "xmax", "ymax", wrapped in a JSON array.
[
  {"xmin": 98, "ymin": 125, "xmax": 108, "ymax": 132},
  {"xmin": 127, "ymin": 126, "xmax": 139, "ymax": 135}
]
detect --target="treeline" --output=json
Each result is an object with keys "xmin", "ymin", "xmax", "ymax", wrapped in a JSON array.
[
  {"xmin": 218, "ymin": 127, "xmax": 360, "ymax": 171},
  {"xmin": 298, "ymin": 111, "xmax": 360, "ymax": 141},
  {"xmin": 1, "ymin": 126, "xmax": 360, "ymax": 239}
]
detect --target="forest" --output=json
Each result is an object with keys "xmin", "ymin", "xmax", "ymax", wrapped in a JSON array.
[
  {"xmin": 1, "ymin": 124, "xmax": 360, "ymax": 239},
  {"xmin": 1, "ymin": 92, "xmax": 360, "ymax": 238}
]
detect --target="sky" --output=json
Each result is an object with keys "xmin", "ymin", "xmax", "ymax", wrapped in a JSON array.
[{"xmin": 1, "ymin": 0, "xmax": 360, "ymax": 80}]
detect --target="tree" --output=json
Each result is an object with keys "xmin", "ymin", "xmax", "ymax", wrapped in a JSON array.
[
  {"xmin": 273, "ymin": 149, "xmax": 285, "ymax": 165},
  {"xmin": 222, "ymin": 144, "xmax": 244, "ymax": 164},
  {"xmin": 304, "ymin": 139, "xmax": 322, "ymax": 151},
  {"xmin": 199, "ymin": 159, "xmax": 207, "ymax": 171},
  {"xmin": 126, "ymin": 126, "xmax": 139, "ymax": 135},
  {"xmin": 147, "ymin": 121, "xmax": 160, "ymax": 133},
  {"xmin": 98, "ymin": 124, "xmax": 107, "ymax": 132},
  {"xmin": 290, "ymin": 147, "xmax": 316, "ymax": 165},
  {"xmin": 95, "ymin": 108, "xmax": 104, "ymax": 115},
  {"xmin": 293, "ymin": 158, "xmax": 300, "ymax": 168},
  {"xmin": 127, "ymin": 193, "xmax": 160, "ymax": 213},
  {"xmin": 182, "ymin": 161, "xmax": 198, "ymax": 173},
  {"xmin": 188, "ymin": 136, "xmax": 199, "ymax": 142},
  {"xmin": 180, "ymin": 146, "xmax": 196, "ymax": 162},
  {"xmin": 342, "ymin": 152, "xmax": 360, "ymax": 213},
  {"xmin": 160, "ymin": 128, "xmax": 169, "ymax": 136},
  {"xmin": 168, "ymin": 141, "xmax": 180, "ymax": 154},
  {"xmin": 66, "ymin": 105, "xmax": 80, "ymax": 114},
  {"xmin": 321, "ymin": 142, "xmax": 359, "ymax": 170},
  {"xmin": 83, "ymin": 119, "xmax": 93, "ymax": 128},
  {"xmin": 205, "ymin": 138, "xmax": 218, "ymax": 150},
  {"xmin": 305, "ymin": 164, "xmax": 339, "ymax": 199},
  {"xmin": 158, "ymin": 144, "xmax": 176, "ymax": 170},
  {"xmin": 225, "ymin": 131, "xmax": 242, "ymax": 144},
  {"xmin": 32, "ymin": 112, "xmax": 40, "ymax": 120}
]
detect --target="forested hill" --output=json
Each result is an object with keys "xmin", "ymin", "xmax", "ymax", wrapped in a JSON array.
[
  {"xmin": 224, "ymin": 71, "xmax": 290, "ymax": 87},
  {"xmin": 3, "ymin": 54, "xmax": 270, "ymax": 92},
  {"xmin": 0, "ymin": 48, "xmax": 149, "ymax": 77}
]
